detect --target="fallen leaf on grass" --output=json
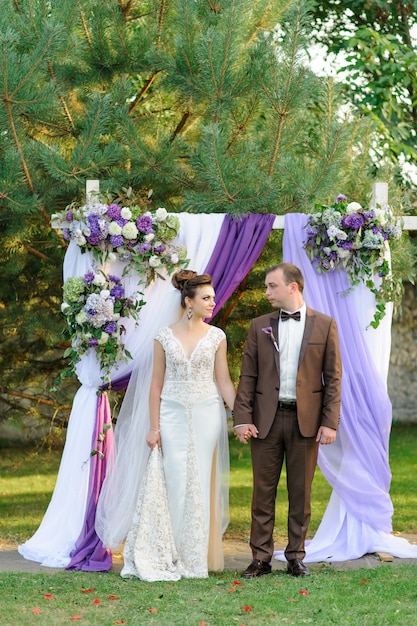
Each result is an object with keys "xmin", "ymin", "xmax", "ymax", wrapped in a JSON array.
[
  {"xmin": 108, "ymin": 595, "xmax": 120, "ymax": 600},
  {"xmin": 227, "ymin": 587, "xmax": 236, "ymax": 593},
  {"xmin": 148, "ymin": 607, "xmax": 158, "ymax": 613},
  {"xmin": 31, "ymin": 608, "xmax": 41, "ymax": 614},
  {"xmin": 242, "ymin": 605, "xmax": 252, "ymax": 612},
  {"xmin": 43, "ymin": 594, "xmax": 53, "ymax": 600},
  {"xmin": 71, "ymin": 616, "xmax": 82, "ymax": 620},
  {"xmin": 80, "ymin": 588, "xmax": 94, "ymax": 593},
  {"xmin": 299, "ymin": 590, "xmax": 309, "ymax": 596},
  {"xmin": 93, "ymin": 598, "xmax": 101, "ymax": 605},
  {"xmin": 360, "ymin": 578, "xmax": 367, "ymax": 585},
  {"xmin": 113, "ymin": 621, "xmax": 126, "ymax": 624},
  {"xmin": 233, "ymin": 580, "xmax": 243, "ymax": 586}
]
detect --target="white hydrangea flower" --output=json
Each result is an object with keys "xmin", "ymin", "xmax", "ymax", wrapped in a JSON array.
[
  {"xmin": 61, "ymin": 302, "xmax": 71, "ymax": 313},
  {"xmin": 122, "ymin": 221, "xmax": 138, "ymax": 239},
  {"xmin": 149, "ymin": 255, "xmax": 161, "ymax": 267},
  {"xmin": 93, "ymin": 273, "xmax": 106, "ymax": 287},
  {"xmin": 170, "ymin": 252, "xmax": 179, "ymax": 264},
  {"xmin": 346, "ymin": 201, "xmax": 362, "ymax": 214},
  {"xmin": 107, "ymin": 251, "xmax": 117, "ymax": 262},
  {"xmin": 121, "ymin": 206, "xmax": 132, "ymax": 220},
  {"xmin": 74, "ymin": 234, "xmax": 87, "ymax": 247},
  {"xmin": 108, "ymin": 221, "xmax": 123, "ymax": 236},
  {"xmin": 75, "ymin": 310, "xmax": 88, "ymax": 324},
  {"xmin": 100, "ymin": 289, "xmax": 111, "ymax": 300},
  {"xmin": 145, "ymin": 233, "xmax": 155, "ymax": 242},
  {"xmin": 336, "ymin": 248, "xmax": 350, "ymax": 259},
  {"xmin": 374, "ymin": 208, "xmax": 388, "ymax": 225},
  {"xmin": 155, "ymin": 207, "xmax": 168, "ymax": 221}
]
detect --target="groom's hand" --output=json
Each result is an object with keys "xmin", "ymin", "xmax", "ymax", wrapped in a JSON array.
[{"xmin": 235, "ymin": 424, "xmax": 258, "ymax": 444}]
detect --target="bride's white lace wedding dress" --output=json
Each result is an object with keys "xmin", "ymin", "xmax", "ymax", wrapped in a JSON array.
[{"xmin": 121, "ymin": 325, "xmax": 228, "ymax": 581}]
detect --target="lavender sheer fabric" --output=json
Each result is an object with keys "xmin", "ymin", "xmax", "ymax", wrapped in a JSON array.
[{"xmin": 275, "ymin": 213, "xmax": 417, "ymax": 561}]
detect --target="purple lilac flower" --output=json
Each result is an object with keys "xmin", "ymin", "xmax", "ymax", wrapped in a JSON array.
[
  {"xmin": 106, "ymin": 204, "xmax": 121, "ymax": 219},
  {"xmin": 363, "ymin": 211, "xmax": 375, "ymax": 222},
  {"xmin": 382, "ymin": 232, "xmax": 389, "ymax": 240},
  {"xmin": 88, "ymin": 309, "xmax": 97, "ymax": 316},
  {"xmin": 104, "ymin": 321, "xmax": 117, "ymax": 334},
  {"xmin": 137, "ymin": 241, "xmax": 152, "ymax": 254},
  {"xmin": 86, "ymin": 234, "xmax": 101, "ymax": 246},
  {"xmin": 110, "ymin": 235, "xmax": 124, "ymax": 247},
  {"xmin": 335, "ymin": 194, "xmax": 348, "ymax": 203},
  {"xmin": 109, "ymin": 275, "xmax": 121, "ymax": 284},
  {"xmin": 63, "ymin": 228, "xmax": 71, "ymax": 241},
  {"xmin": 154, "ymin": 244, "xmax": 166, "ymax": 253},
  {"xmin": 341, "ymin": 214, "xmax": 365, "ymax": 230},
  {"xmin": 372, "ymin": 225, "xmax": 382, "ymax": 234},
  {"xmin": 337, "ymin": 240, "xmax": 353, "ymax": 250},
  {"xmin": 115, "ymin": 217, "xmax": 128, "ymax": 227},
  {"xmin": 66, "ymin": 209, "xmax": 73, "ymax": 221},
  {"xmin": 110, "ymin": 285, "xmax": 125, "ymax": 299},
  {"xmin": 88, "ymin": 338, "xmax": 99, "ymax": 347},
  {"xmin": 87, "ymin": 214, "xmax": 101, "ymax": 234},
  {"xmin": 136, "ymin": 215, "xmax": 153, "ymax": 234},
  {"xmin": 83, "ymin": 271, "xmax": 95, "ymax": 284}
]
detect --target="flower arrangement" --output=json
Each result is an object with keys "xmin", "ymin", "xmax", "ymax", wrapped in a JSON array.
[
  {"xmin": 61, "ymin": 270, "xmax": 144, "ymax": 382},
  {"xmin": 52, "ymin": 202, "xmax": 188, "ymax": 285},
  {"xmin": 304, "ymin": 194, "xmax": 403, "ymax": 328}
]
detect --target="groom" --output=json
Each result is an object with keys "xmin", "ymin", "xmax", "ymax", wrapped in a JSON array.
[{"xmin": 233, "ymin": 263, "xmax": 342, "ymax": 577}]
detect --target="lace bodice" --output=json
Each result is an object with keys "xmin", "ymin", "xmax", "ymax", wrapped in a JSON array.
[{"xmin": 156, "ymin": 326, "xmax": 226, "ymax": 407}]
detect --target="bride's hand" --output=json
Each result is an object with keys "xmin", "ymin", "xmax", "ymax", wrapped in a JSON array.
[{"xmin": 146, "ymin": 429, "xmax": 161, "ymax": 449}]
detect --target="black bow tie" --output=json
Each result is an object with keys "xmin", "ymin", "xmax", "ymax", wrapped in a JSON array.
[{"xmin": 281, "ymin": 310, "xmax": 301, "ymax": 322}]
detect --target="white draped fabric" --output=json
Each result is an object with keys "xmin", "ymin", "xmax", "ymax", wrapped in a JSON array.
[
  {"xmin": 274, "ymin": 213, "xmax": 417, "ymax": 563},
  {"xmin": 18, "ymin": 214, "xmax": 226, "ymax": 567}
]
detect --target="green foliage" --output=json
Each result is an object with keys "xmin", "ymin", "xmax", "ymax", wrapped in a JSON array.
[{"xmin": 309, "ymin": 0, "xmax": 417, "ymax": 188}]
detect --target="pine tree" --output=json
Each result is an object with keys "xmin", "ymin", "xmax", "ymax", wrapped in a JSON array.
[{"xmin": 0, "ymin": 0, "xmax": 377, "ymax": 431}]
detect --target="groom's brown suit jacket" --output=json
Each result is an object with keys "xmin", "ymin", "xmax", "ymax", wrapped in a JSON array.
[{"xmin": 233, "ymin": 307, "xmax": 342, "ymax": 438}]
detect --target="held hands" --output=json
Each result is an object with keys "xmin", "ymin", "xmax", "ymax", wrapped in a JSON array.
[
  {"xmin": 235, "ymin": 424, "xmax": 259, "ymax": 445},
  {"xmin": 316, "ymin": 425, "xmax": 336, "ymax": 445},
  {"xmin": 146, "ymin": 428, "xmax": 161, "ymax": 449}
]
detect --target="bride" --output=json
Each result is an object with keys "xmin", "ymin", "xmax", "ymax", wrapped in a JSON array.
[{"xmin": 121, "ymin": 270, "xmax": 236, "ymax": 581}]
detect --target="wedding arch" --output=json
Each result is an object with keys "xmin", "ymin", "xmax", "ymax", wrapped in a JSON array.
[{"xmin": 18, "ymin": 182, "xmax": 417, "ymax": 570}]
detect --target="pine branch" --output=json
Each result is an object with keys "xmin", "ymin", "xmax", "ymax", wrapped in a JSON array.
[
  {"xmin": 20, "ymin": 242, "xmax": 51, "ymax": 262},
  {"xmin": 129, "ymin": 73, "xmax": 159, "ymax": 113}
]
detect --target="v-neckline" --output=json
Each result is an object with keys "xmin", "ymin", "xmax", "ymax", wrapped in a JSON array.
[{"xmin": 168, "ymin": 326, "xmax": 212, "ymax": 361}]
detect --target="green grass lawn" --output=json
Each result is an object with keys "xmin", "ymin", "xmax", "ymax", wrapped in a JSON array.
[
  {"xmin": 1, "ymin": 423, "xmax": 417, "ymax": 546},
  {"xmin": 1, "ymin": 425, "xmax": 417, "ymax": 625}
]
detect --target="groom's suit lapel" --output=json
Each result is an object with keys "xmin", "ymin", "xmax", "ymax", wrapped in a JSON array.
[
  {"xmin": 270, "ymin": 314, "xmax": 280, "ymax": 378},
  {"xmin": 298, "ymin": 307, "xmax": 314, "ymax": 367}
]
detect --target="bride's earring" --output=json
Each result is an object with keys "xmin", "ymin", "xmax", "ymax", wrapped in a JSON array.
[{"xmin": 187, "ymin": 307, "xmax": 193, "ymax": 320}]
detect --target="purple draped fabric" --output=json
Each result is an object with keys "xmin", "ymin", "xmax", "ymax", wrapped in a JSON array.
[
  {"xmin": 68, "ymin": 212, "xmax": 275, "ymax": 571},
  {"xmin": 66, "ymin": 393, "xmax": 114, "ymax": 571},
  {"xmin": 205, "ymin": 214, "xmax": 276, "ymax": 317},
  {"xmin": 283, "ymin": 213, "xmax": 393, "ymax": 531}
]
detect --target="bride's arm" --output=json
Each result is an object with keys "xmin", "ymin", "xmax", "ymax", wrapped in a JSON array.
[
  {"xmin": 214, "ymin": 339, "xmax": 236, "ymax": 411},
  {"xmin": 147, "ymin": 339, "xmax": 165, "ymax": 448}
]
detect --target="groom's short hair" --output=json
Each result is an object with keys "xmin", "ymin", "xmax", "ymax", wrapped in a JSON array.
[{"xmin": 266, "ymin": 263, "xmax": 304, "ymax": 293}]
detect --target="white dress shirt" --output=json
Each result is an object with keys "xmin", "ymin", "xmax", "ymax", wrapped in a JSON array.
[{"xmin": 278, "ymin": 303, "xmax": 306, "ymax": 401}]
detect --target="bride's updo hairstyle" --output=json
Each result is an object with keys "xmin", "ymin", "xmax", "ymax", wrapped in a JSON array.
[{"xmin": 172, "ymin": 270, "xmax": 213, "ymax": 308}]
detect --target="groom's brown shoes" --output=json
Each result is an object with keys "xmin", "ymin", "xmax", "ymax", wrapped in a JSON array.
[
  {"xmin": 287, "ymin": 558, "xmax": 310, "ymax": 577},
  {"xmin": 242, "ymin": 559, "xmax": 272, "ymax": 578}
]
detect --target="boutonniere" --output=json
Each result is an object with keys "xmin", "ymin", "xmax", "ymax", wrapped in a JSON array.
[{"xmin": 262, "ymin": 326, "xmax": 279, "ymax": 353}]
